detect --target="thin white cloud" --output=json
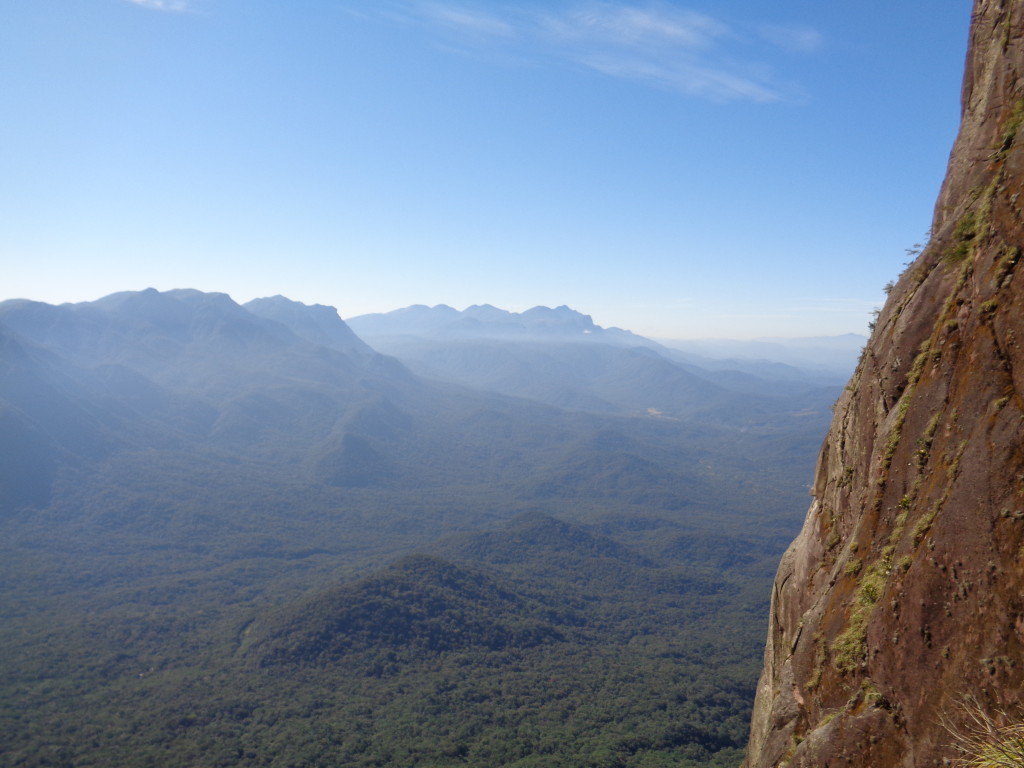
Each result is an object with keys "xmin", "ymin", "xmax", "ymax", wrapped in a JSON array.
[
  {"xmin": 758, "ymin": 23, "xmax": 824, "ymax": 54},
  {"xmin": 582, "ymin": 56, "xmax": 781, "ymax": 103},
  {"xmin": 394, "ymin": 2, "xmax": 820, "ymax": 104},
  {"xmin": 541, "ymin": 4, "xmax": 728, "ymax": 50},
  {"xmin": 127, "ymin": 0, "xmax": 191, "ymax": 11},
  {"xmin": 418, "ymin": 3, "xmax": 515, "ymax": 37}
]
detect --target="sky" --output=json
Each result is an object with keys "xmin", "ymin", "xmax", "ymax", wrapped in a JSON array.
[{"xmin": 2, "ymin": 1, "xmax": 972, "ymax": 339}]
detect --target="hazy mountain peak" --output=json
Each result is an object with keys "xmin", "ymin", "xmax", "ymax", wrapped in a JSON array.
[
  {"xmin": 93, "ymin": 287, "xmax": 236, "ymax": 312},
  {"xmin": 243, "ymin": 295, "xmax": 374, "ymax": 356},
  {"xmin": 0, "ymin": 290, "xmax": 399, "ymax": 402},
  {"xmin": 348, "ymin": 303, "xmax": 650, "ymax": 347},
  {"xmin": 84, "ymin": 288, "xmax": 256, "ymax": 327},
  {"xmin": 462, "ymin": 303, "xmax": 508, "ymax": 321},
  {"xmin": 0, "ymin": 288, "xmax": 277, "ymax": 362}
]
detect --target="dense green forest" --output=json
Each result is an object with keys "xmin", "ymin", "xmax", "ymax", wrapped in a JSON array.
[
  {"xmin": 0, "ymin": 290, "xmax": 839, "ymax": 767},
  {"xmin": 1, "ymin": 513, "xmax": 772, "ymax": 767}
]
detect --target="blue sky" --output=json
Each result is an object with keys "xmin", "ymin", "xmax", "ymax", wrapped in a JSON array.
[{"xmin": 2, "ymin": 1, "xmax": 971, "ymax": 338}]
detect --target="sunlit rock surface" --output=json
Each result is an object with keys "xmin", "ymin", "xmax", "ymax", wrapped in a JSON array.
[{"xmin": 743, "ymin": 2, "xmax": 1024, "ymax": 765}]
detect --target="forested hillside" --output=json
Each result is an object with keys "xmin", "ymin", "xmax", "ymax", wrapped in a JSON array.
[{"xmin": 0, "ymin": 289, "xmax": 834, "ymax": 767}]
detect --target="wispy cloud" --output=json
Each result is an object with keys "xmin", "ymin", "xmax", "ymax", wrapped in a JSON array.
[
  {"xmin": 582, "ymin": 56, "xmax": 783, "ymax": 103},
  {"xmin": 392, "ymin": 1, "xmax": 820, "ymax": 104},
  {"xmin": 126, "ymin": 0, "xmax": 191, "ymax": 12},
  {"xmin": 757, "ymin": 23, "xmax": 824, "ymax": 54},
  {"xmin": 418, "ymin": 3, "xmax": 515, "ymax": 37},
  {"xmin": 540, "ymin": 5, "xmax": 728, "ymax": 50}
]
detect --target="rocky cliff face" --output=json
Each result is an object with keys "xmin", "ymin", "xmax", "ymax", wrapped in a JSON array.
[{"xmin": 743, "ymin": 2, "xmax": 1024, "ymax": 766}]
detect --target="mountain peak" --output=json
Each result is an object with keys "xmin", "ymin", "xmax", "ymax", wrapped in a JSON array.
[
  {"xmin": 348, "ymin": 303, "xmax": 648, "ymax": 346},
  {"xmin": 244, "ymin": 295, "xmax": 374, "ymax": 357}
]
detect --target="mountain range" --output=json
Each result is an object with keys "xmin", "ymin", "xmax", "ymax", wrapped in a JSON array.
[
  {"xmin": 347, "ymin": 302, "xmax": 651, "ymax": 345},
  {"xmin": 348, "ymin": 303, "xmax": 848, "ymax": 424},
  {"xmin": 0, "ymin": 287, "xmax": 836, "ymax": 766}
]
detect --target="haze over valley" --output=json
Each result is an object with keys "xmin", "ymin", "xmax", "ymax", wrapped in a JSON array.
[{"xmin": 0, "ymin": 289, "xmax": 841, "ymax": 766}]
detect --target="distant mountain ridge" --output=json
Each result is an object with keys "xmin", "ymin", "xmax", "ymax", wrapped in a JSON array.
[
  {"xmin": 347, "ymin": 303, "xmax": 654, "ymax": 346},
  {"xmin": 658, "ymin": 334, "xmax": 866, "ymax": 379},
  {"xmin": 343, "ymin": 302, "xmax": 842, "ymax": 429},
  {"xmin": 0, "ymin": 287, "xmax": 824, "ymax": 516}
]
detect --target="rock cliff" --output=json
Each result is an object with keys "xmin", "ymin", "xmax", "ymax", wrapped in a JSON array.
[{"xmin": 743, "ymin": 1, "xmax": 1024, "ymax": 766}]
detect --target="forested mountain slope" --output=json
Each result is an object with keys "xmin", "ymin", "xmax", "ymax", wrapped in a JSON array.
[{"xmin": 0, "ymin": 288, "xmax": 825, "ymax": 767}]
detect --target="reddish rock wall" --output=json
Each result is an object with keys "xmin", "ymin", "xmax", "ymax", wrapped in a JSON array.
[{"xmin": 743, "ymin": 2, "xmax": 1024, "ymax": 766}]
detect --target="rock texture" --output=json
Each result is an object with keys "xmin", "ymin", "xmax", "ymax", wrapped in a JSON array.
[{"xmin": 743, "ymin": 2, "xmax": 1024, "ymax": 766}]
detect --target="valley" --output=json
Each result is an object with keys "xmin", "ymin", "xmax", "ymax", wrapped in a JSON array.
[{"xmin": 0, "ymin": 290, "xmax": 843, "ymax": 767}]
